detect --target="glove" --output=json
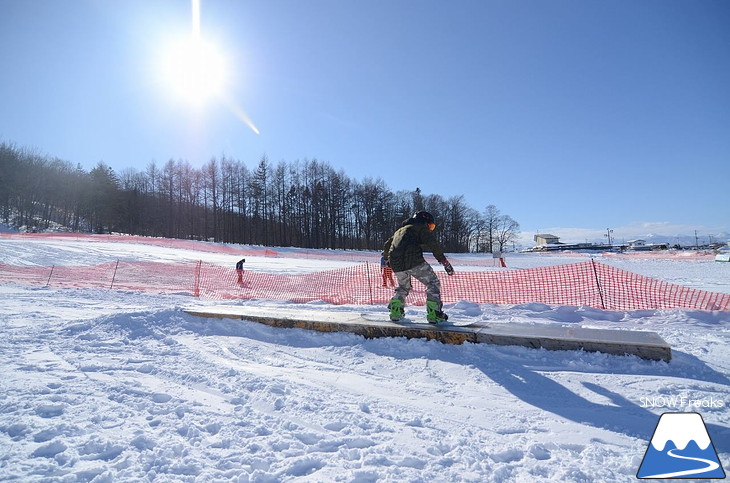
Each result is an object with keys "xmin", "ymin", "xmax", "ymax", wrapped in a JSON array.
[{"xmin": 441, "ymin": 258, "xmax": 454, "ymax": 276}]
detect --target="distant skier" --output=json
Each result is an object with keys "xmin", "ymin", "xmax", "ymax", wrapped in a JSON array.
[
  {"xmin": 236, "ymin": 258, "xmax": 245, "ymax": 284},
  {"xmin": 380, "ymin": 255, "xmax": 395, "ymax": 288},
  {"xmin": 382, "ymin": 211, "xmax": 454, "ymax": 323}
]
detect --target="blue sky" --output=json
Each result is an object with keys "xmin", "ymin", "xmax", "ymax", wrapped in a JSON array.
[{"xmin": 1, "ymin": 0, "xmax": 728, "ymax": 245}]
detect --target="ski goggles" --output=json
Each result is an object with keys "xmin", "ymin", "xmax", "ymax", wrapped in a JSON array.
[{"xmin": 427, "ymin": 222, "xmax": 436, "ymax": 231}]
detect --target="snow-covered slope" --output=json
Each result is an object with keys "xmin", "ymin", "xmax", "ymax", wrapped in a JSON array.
[{"xmin": 1, "ymin": 237, "xmax": 728, "ymax": 482}]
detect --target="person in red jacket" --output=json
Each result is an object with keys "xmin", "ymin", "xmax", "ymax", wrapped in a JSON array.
[
  {"xmin": 382, "ymin": 211, "xmax": 454, "ymax": 323},
  {"xmin": 380, "ymin": 255, "xmax": 395, "ymax": 287}
]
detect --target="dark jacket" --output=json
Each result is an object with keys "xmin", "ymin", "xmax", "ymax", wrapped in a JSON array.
[{"xmin": 383, "ymin": 220, "xmax": 446, "ymax": 272}]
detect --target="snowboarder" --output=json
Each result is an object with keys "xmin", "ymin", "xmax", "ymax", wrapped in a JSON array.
[
  {"xmin": 382, "ymin": 211, "xmax": 454, "ymax": 323},
  {"xmin": 235, "ymin": 258, "xmax": 245, "ymax": 284},
  {"xmin": 380, "ymin": 255, "xmax": 395, "ymax": 287}
]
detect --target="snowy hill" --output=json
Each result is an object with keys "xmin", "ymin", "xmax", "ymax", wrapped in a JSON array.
[{"xmin": 0, "ymin": 236, "xmax": 728, "ymax": 482}]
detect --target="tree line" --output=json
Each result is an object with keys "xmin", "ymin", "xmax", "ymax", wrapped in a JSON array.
[{"xmin": 0, "ymin": 142, "xmax": 520, "ymax": 252}]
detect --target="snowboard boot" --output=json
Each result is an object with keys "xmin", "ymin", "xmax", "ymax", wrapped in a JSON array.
[
  {"xmin": 388, "ymin": 298, "xmax": 405, "ymax": 321},
  {"xmin": 426, "ymin": 300, "xmax": 448, "ymax": 323}
]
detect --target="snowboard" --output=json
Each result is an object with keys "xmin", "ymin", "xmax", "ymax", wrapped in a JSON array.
[{"xmin": 359, "ymin": 312, "xmax": 477, "ymax": 327}]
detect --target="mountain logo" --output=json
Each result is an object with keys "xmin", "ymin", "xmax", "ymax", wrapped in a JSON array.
[{"xmin": 637, "ymin": 412, "xmax": 726, "ymax": 479}]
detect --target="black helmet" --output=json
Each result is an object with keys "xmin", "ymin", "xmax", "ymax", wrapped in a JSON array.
[{"xmin": 411, "ymin": 211, "xmax": 435, "ymax": 224}]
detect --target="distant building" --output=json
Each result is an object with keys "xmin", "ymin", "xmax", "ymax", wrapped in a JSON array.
[
  {"xmin": 534, "ymin": 234, "xmax": 560, "ymax": 246},
  {"xmin": 528, "ymin": 233, "xmax": 621, "ymax": 252},
  {"xmin": 628, "ymin": 239, "xmax": 669, "ymax": 251},
  {"xmin": 627, "ymin": 239, "xmax": 647, "ymax": 249}
]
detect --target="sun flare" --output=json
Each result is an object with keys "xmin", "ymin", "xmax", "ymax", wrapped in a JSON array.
[
  {"xmin": 155, "ymin": 0, "xmax": 259, "ymax": 134},
  {"xmin": 161, "ymin": 37, "xmax": 228, "ymax": 106}
]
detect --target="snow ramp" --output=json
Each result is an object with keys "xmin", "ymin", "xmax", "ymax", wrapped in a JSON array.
[{"xmin": 184, "ymin": 306, "xmax": 671, "ymax": 362}]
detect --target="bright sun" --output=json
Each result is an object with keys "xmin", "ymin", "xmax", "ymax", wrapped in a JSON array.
[
  {"xmin": 161, "ymin": 36, "xmax": 228, "ymax": 106},
  {"xmin": 155, "ymin": 0, "xmax": 259, "ymax": 134}
]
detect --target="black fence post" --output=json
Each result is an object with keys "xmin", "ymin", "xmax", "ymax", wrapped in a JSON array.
[
  {"xmin": 46, "ymin": 265, "xmax": 55, "ymax": 287},
  {"xmin": 110, "ymin": 260, "xmax": 119, "ymax": 289},
  {"xmin": 590, "ymin": 258, "xmax": 606, "ymax": 310}
]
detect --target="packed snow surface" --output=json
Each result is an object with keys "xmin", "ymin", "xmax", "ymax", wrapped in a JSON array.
[{"xmin": 1, "ymin": 237, "xmax": 728, "ymax": 482}]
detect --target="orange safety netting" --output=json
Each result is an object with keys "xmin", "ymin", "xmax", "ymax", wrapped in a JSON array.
[{"xmin": 1, "ymin": 260, "xmax": 728, "ymax": 311}]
